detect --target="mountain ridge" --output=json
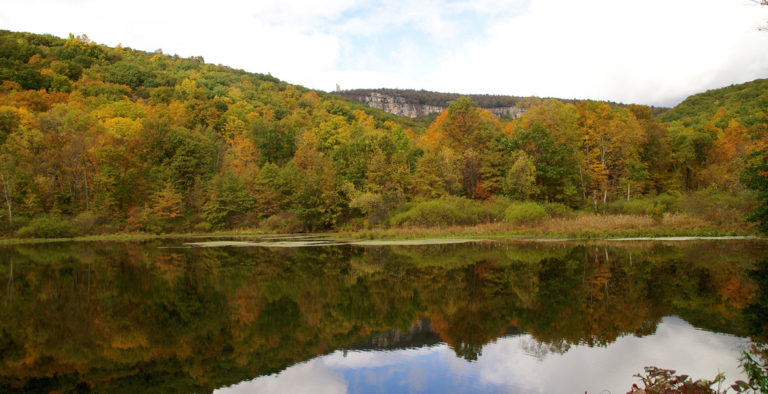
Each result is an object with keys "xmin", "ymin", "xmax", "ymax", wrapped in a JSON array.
[{"xmin": 334, "ymin": 88, "xmax": 669, "ymax": 120}]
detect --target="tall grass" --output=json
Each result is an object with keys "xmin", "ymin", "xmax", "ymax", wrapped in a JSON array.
[{"xmin": 340, "ymin": 211, "xmax": 753, "ymax": 240}]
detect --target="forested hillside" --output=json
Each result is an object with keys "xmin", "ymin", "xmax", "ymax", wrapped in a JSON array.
[
  {"xmin": 0, "ymin": 30, "xmax": 765, "ymax": 237},
  {"xmin": 659, "ymin": 78, "xmax": 768, "ymax": 131}
]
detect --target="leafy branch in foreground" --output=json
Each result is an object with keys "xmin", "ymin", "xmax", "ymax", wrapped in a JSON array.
[
  {"xmin": 629, "ymin": 349, "xmax": 768, "ymax": 394},
  {"xmin": 731, "ymin": 350, "xmax": 768, "ymax": 393},
  {"xmin": 628, "ymin": 367, "xmax": 726, "ymax": 394}
]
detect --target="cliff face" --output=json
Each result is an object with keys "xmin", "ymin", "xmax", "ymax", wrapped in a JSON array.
[
  {"xmin": 343, "ymin": 91, "xmax": 526, "ymax": 119},
  {"xmin": 337, "ymin": 88, "xmax": 664, "ymax": 120},
  {"xmin": 362, "ymin": 92, "xmax": 444, "ymax": 118},
  {"xmin": 487, "ymin": 106, "xmax": 525, "ymax": 119},
  {"xmin": 348, "ymin": 318, "xmax": 441, "ymax": 350}
]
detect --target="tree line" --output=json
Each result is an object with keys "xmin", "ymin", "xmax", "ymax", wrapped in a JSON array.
[{"xmin": 0, "ymin": 30, "xmax": 766, "ymax": 236}]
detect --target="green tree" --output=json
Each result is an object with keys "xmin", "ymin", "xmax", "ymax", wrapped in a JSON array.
[
  {"xmin": 503, "ymin": 151, "xmax": 538, "ymax": 200},
  {"xmin": 411, "ymin": 148, "xmax": 461, "ymax": 199},
  {"xmin": 290, "ymin": 137, "xmax": 346, "ymax": 230},
  {"xmin": 252, "ymin": 162, "xmax": 285, "ymax": 217},
  {"xmin": 741, "ymin": 138, "xmax": 768, "ymax": 233},
  {"xmin": 203, "ymin": 172, "xmax": 255, "ymax": 229},
  {"xmin": 512, "ymin": 123, "xmax": 579, "ymax": 204},
  {"xmin": 480, "ymin": 134, "xmax": 516, "ymax": 196}
]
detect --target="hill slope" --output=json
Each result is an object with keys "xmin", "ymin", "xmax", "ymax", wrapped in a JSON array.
[
  {"xmin": 0, "ymin": 29, "xmax": 763, "ymax": 237},
  {"xmin": 659, "ymin": 78, "xmax": 768, "ymax": 135}
]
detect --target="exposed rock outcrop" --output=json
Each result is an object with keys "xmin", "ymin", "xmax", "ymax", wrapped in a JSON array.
[
  {"xmin": 361, "ymin": 92, "xmax": 445, "ymax": 118},
  {"xmin": 337, "ymin": 90, "xmax": 527, "ymax": 119}
]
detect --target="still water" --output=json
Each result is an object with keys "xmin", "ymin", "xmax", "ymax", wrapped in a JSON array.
[{"xmin": 0, "ymin": 237, "xmax": 766, "ymax": 393}]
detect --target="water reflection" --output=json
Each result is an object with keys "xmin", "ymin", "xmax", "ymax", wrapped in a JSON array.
[
  {"xmin": 218, "ymin": 317, "xmax": 748, "ymax": 394},
  {"xmin": 0, "ymin": 239, "xmax": 765, "ymax": 393}
]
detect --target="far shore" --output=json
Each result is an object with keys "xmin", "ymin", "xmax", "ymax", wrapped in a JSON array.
[{"xmin": 0, "ymin": 213, "xmax": 762, "ymax": 245}]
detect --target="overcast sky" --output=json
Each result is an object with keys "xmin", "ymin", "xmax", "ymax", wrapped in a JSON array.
[{"xmin": 2, "ymin": 0, "xmax": 768, "ymax": 106}]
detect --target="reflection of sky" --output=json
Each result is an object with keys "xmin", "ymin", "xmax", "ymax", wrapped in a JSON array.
[{"xmin": 215, "ymin": 316, "xmax": 749, "ymax": 394}]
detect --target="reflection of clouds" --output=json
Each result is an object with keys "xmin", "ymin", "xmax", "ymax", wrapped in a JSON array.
[
  {"xmin": 519, "ymin": 336, "xmax": 555, "ymax": 360},
  {"xmin": 216, "ymin": 317, "xmax": 749, "ymax": 394},
  {"xmin": 465, "ymin": 316, "xmax": 749, "ymax": 394},
  {"xmin": 215, "ymin": 360, "xmax": 348, "ymax": 394},
  {"xmin": 404, "ymin": 366, "xmax": 427, "ymax": 392}
]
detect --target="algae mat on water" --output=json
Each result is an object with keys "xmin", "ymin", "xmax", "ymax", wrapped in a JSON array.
[{"xmin": 182, "ymin": 238, "xmax": 484, "ymax": 248}]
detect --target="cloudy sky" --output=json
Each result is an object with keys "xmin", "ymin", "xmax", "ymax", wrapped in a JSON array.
[{"xmin": 2, "ymin": 0, "xmax": 768, "ymax": 106}]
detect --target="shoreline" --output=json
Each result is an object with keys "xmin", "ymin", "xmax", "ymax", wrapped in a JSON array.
[{"xmin": 0, "ymin": 225, "xmax": 762, "ymax": 246}]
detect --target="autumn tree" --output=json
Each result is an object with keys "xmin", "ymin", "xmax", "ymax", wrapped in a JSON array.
[
  {"xmin": 503, "ymin": 151, "xmax": 538, "ymax": 200},
  {"xmin": 424, "ymin": 97, "xmax": 501, "ymax": 197},
  {"xmin": 151, "ymin": 182, "xmax": 184, "ymax": 222},
  {"xmin": 480, "ymin": 134, "xmax": 516, "ymax": 196},
  {"xmin": 203, "ymin": 171, "xmax": 255, "ymax": 229},
  {"xmin": 742, "ymin": 137, "xmax": 768, "ymax": 233},
  {"xmin": 411, "ymin": 148, "xmax": 462, "ymax": 199},
  {"xmin": 0, "ymin": 151, "xmax": 15, "ymax": 226},
  {"xmin": 628, "ymin": 104, "xmax": 675, "ymax": 195},
  {"xmin": 577, "ymin": 102, "xmax": 647, "ymax": 205},
  {"xmin": 290, "ymin": 132, "xmax": 347, "ymax": 230}
]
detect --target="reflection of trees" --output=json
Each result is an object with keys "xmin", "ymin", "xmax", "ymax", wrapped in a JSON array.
[
  {"xmin": 0, "ymin": 240, "xmax": 763, "ymax": 392},
  {"xmin": 745, "ymin": 259, "xmax": 768, "ymax": 361},
  {"xmin": 428, "ymin": 260, "xmax": 518, "ymax": 361}
]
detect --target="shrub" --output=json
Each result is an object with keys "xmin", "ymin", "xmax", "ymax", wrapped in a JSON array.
[
  {"xmin": 646, "ymin": 202, "xmax": 665, "ymax": 223},
  {"xmin": 390, "ymin": 199, "xmax": 466, "ymax": 227},
  {"xmin": 350, "ymin": 192, "xmax": 400, "ymax": 227},
  {"xmin": 73, "ymin": 211, "xmax": 102, "ymax": 235},
  {"xmin": 606, "ymin": 194, "xmax": 679, "ymax": 216},
  {"xmin": 485, "ymin": 196, "xmax": 514, "ymax": 221},
  {"xmin": 16, "ymin": 216, "xmax": 79, "ymax": 238},
  {"xmin": 679, "ymin": 189, "xmax": 756, "ymax": 226},
  {"xmin": 193, "ymin": 221, "xmax": 212, "ymax": 233},
  {"xmin": 505, "ymin": 202, "xmax": 549, "ymax": 225},
  {"xmin": 542, "ymin": 202, "xmax": 573, "ymax": 218},
  {"xmin": 261, "ymin": 212, "xmax": 303, "ymax": 233},
  {"xmin": 389, "ymin": 196, "xmax": 503, "ymax": 227}
]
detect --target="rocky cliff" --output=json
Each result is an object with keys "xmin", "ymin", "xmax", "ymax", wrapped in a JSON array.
[
  {"xmin": 335, "ymin": 88, "xmax": 666, "ymax": 120},
  {"xmin": 335, "ymin": 89, "xmax": 528, "ymax": 119},
  {"xmin": 361, "ymin": 92, "xmax": 445, "ymax": 118}
]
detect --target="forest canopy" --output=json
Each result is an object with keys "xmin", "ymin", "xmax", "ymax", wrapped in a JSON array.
[{"xmin": 0, "ymin": 30, "xmax": 766, "ymax": 236}]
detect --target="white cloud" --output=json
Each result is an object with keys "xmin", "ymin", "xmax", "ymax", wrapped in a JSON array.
[
  {"xmin": 462, "ymin": 316, "xmax": 748, "ymax": 393},
  {"xmin": 0, "ymin": 0, "xmax": 342, "ymax": 88},
  {"xmin": 1, "ymin": 0, "xmax": 766, "ymax": 105},
  {"xmin": 427, "ymin": 0, "xmax": 768, "ymax": 105}
]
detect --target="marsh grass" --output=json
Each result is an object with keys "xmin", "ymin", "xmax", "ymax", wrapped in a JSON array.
[
  {"xmin": 0, "ymin": 212, "xmax": 757, "ymax": 244},
  {"xmin": 0, "ymin": 229, "xmax": 271, "ymax": 245},
  {"xmin": 337, "ymin": 212, "xmax": 756, "ymax": 240}
]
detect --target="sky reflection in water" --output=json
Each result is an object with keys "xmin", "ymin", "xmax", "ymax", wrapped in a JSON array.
[
  {"xmin": 218, "ymin": 316, "xmax": 748, "ymax": 394},
  {"xmin": 2, "ymin": 239, "xmax": 764, "ymax": 392}
]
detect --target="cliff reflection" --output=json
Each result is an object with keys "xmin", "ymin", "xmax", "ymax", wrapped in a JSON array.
[{"xmin": 0, "ymin": 239, "xmax": 765, "ymax": 393}]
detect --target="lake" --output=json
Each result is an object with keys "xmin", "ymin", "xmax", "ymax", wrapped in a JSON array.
[{"xmin": 1, "ymin": 237, "xmax": 766, "ymax": 393}]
